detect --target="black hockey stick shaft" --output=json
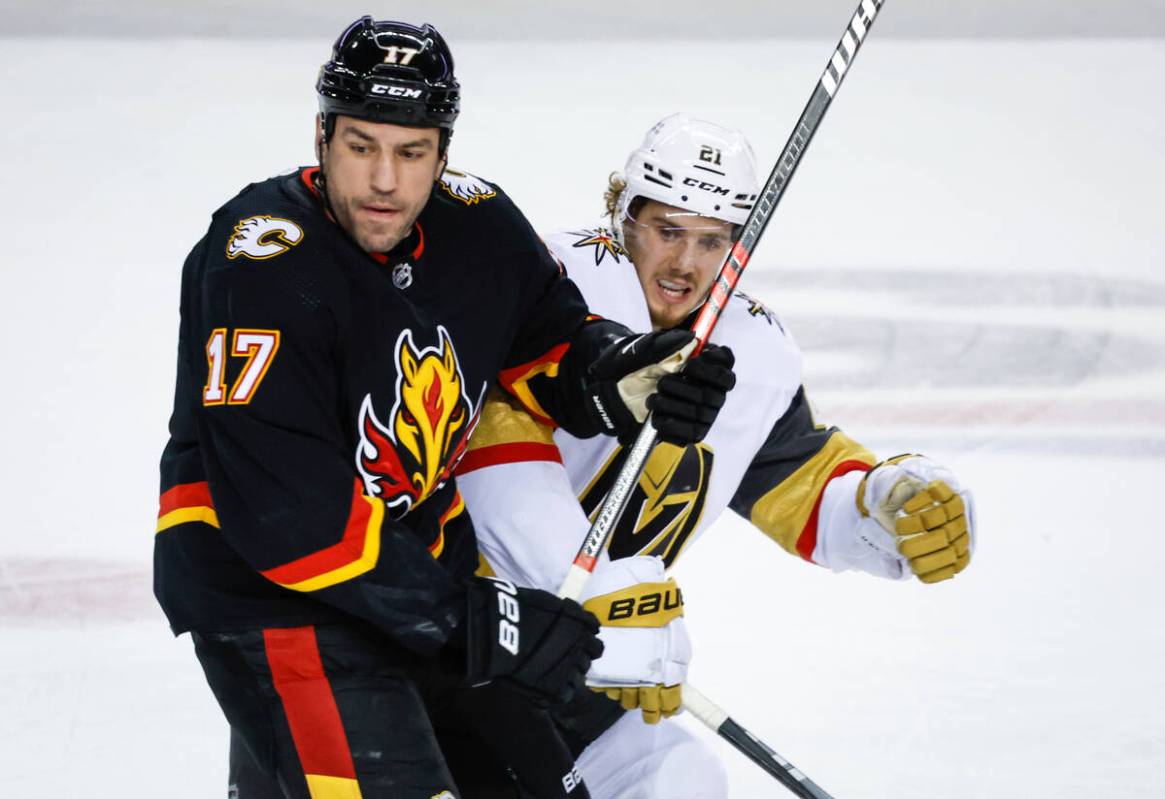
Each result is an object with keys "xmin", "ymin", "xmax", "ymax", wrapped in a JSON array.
[
  {"xmin": 685, "ymin": 685, "xmax": 835, "ymax": 799},
  {"xmin": 690, "ymin": 4, "xmax": 887, "ymax": 794},
  {"xmin": 722, "ymin": 719, "xmax": 835, "ymax": 799},
  {"xmin": 560, "ymin": 0, "xmax": 886, "ymax": 795},
  {"xmin": 690, "ymin": 0, "xmax": 886, "ymax": 354}
]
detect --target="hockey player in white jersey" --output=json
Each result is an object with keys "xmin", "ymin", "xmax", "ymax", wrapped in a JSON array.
[{"xmin": 454, "ymin": 113, "xmax": 976, "ymax": 799}]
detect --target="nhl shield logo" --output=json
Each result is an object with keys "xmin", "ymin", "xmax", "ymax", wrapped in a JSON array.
[{"xmin": 392, "ymin": 261, "xmax": 414, "ymax": 289}]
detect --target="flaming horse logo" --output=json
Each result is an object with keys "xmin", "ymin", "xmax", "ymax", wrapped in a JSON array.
[{"xmin": 356, "ymin": 326, "xmax": 481, "ymax": 516}]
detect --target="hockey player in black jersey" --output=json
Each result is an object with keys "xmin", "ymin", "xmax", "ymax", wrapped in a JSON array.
[{"xmin": 155, "ymin": 17, "xmax": 737, "ymax": 799}]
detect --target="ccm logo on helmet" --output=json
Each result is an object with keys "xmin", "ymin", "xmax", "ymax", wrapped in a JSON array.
[
  {"xmin": 370, "ymin": 84, "xmax": 424, "ymax": 99},
  {"xmin": 682, "ymin": 176, "xmax": 730, "ymax": 197}
]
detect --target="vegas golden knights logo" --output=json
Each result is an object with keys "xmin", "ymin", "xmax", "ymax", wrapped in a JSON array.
[{"xmin": 579, "ymin": 442, "xmax": 713, "ymax": 567}]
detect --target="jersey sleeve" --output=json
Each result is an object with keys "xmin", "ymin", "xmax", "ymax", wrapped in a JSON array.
[
  {"xmin": 454, "ymin": 389, "xmax": 587, "ymax": 591},
  {"xmin": 192, "ymin": 246, "xmax": 465, "ymax": 655},
  {"xmin": 728, "ymin": 386, "xmax": 877, "ymax": 563}
]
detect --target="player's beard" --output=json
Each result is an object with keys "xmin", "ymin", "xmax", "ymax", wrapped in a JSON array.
[
  {"xmin": 331, "ymin": 190, "xmax": 426, "ymax": 254},
  {"xmin": 636, "ymin": 266, "xmax": 712, "ymax": 330}
]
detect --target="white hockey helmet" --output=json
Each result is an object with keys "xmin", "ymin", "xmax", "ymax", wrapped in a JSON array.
[{"xmin": 617, "ymin": 113, "xmax": 760, "ymax": 234}]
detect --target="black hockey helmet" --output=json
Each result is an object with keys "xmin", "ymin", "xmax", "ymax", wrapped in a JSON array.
[{"xmin": 316, "ymin": 16, "xmax": 460, "ymax": 141}]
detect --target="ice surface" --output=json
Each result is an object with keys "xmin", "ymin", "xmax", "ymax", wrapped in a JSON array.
[{"xmin": 1, "ymin": 36, "xmax": 1162, "ymax": 798}]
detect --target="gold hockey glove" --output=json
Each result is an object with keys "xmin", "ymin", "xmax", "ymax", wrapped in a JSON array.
[
  {"xmin": 600, "ymin": 684, "xmax": 683, "ymax": 725},
  {"xmin": 857, "ymin": 455, "xmax": 975, "ymax": 583}
]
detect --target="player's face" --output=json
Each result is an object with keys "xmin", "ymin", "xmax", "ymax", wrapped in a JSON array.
[
  {"xmin": 623, "ymin": 200, "xmax": 734, "ymax": 330},
  {"xmin": 319, "ymin": 115, "xmax": 445, "ymax": 253}
]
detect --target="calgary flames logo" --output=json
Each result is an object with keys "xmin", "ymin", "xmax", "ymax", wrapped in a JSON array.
[
  {"xmin": 356, "ymin": 326, "xmax": 481, "ymax": 516},
  {"xmin": 226, "ymin": 215, "xmax": 304, "ymax": 260}
]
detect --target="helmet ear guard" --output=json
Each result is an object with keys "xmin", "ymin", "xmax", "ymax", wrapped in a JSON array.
[
  {"xmin": 616, "ymin": 113, "xmax": 760, "ymax": 239},
  {"xmin": 316, "ymin": 16, "xmax": 460, "ymax": 146}
]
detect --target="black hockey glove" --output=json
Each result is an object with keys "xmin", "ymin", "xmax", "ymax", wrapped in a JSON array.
[
  {"xmin": 586, "ymin": 330, "xmax": 736, "ymax": 446},
  {"xmin": 465, "ymin": 576, "xmax": 603, "ymax": 706},
  {"xmin": 649, "ymin": 342, "xmax": 736, "ymax": 445}
]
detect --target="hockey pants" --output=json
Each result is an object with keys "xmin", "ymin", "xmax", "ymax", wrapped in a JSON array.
[{"xmin": 197, "ymin": 622, "xmax": 590, "ymax": 799}]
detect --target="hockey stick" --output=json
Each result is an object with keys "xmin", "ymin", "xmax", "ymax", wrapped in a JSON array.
[
  {"xmin": 684, "ymin": 685, "xmax": 836, "ymax": 799},
  {"xmin": 557, "ymin": 0, "xmax": 886, "ymax": 795},
  {"xmin": 559, "ymin": 0, "xmax": 886, "ymax": 599}
]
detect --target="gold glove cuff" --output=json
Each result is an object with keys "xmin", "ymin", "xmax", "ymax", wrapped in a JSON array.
[{"xmin": 582, "ymin": 579, "xmax": 683, "ymax": 628}]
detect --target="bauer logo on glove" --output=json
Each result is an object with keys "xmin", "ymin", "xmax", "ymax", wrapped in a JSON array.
[
  {"xmin": 602, "ymin": 584, "xmax": 683, "ymax": 625},
  {"xmin": 581, "ymin": 556, "xmax": 692, "ymax": 724}
]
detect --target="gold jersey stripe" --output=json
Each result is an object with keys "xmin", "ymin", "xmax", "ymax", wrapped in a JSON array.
[
  {"xmin": 304, "ymin": 773, "xmax": 363, "ymax": 799},
  {"xmin": 749, "ymin": 432, "xmax": 875, "ymax": 556},
  {"xmin": 156, "ymin": 506, "xmax": 220, "ymax": 534},
  {"xmin": 475, "ymin": 552, "xmax": 497, "ymax": 578},
  {"xmin": 465, "ymin": 389, "xmax": 556, "ymax": 452}
]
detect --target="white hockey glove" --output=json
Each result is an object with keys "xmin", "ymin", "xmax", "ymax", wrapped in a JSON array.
[
  {"xmin": 854, "ymin": 455, "xmax": 974, "ymax": 583},
  {"xmin": 580, "ymin": 555, "xmax": 691, "ymax": 724}
]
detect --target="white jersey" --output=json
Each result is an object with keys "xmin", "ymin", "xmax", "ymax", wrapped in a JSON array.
[{"xmin": 456, "ymin": 224, "xmax": 878, "ymax": 592}]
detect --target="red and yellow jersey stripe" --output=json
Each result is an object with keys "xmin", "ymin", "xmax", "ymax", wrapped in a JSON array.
[
  {"xmin": 159, "ymin": 475, "xmax": 456, "ymax": 594},
  {"xmin": 496, "ymin": 343, "xmax": 571, "ymax": 427},
  {"xmin": 157, "ymin": 481, "xmax": 219, "ymax": 533},
  {"xmin": 427, "ymin": 489, "xmax": 466, "ymax": 560},
  {"xmin": 263, "ymin": 626, "xmax": 363, "ymax": 798},
  {"xmin": 260, "ymin": 480, "xmax": 385, "ymax": 593}
]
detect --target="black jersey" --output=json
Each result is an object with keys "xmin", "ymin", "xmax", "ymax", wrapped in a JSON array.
[{"xmin": 156, "ymin": 167, "xmax": 624, "ymax": 655}]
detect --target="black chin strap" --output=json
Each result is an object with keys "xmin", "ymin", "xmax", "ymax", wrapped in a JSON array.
[{"xmin": 314, "ymin": 133, "xmax": 344, "ymax": 224}]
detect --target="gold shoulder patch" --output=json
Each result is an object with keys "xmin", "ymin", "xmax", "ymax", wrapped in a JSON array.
[
  {"xmin": 226, "ymin": 215, "xmax": 304, "ymax": 261},
  {"xmin": 438, "ymin": 168, "xmax": 497, "ymax": 206}
]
